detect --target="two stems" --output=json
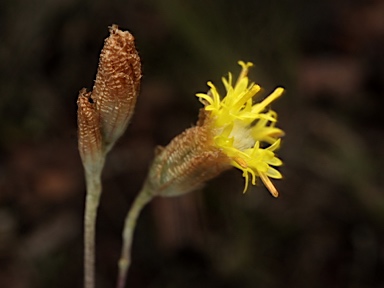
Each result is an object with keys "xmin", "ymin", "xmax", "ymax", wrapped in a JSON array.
[{"xmin": 83, "ymin": 169, "xmax": 154, "ymax": 288}]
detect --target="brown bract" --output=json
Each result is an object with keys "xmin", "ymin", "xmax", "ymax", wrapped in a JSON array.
[
  {"xmin": 91, "ymin": 24, "xmax": 142, "ymax": 151},
  {"xmin": 147, "ymin": 114, "xmax": 232, "ymax": 197},
  {"xmin": 77, "ymin": 24, "xmax": 141, "ymax": 168},
  {"xmin": 77, "ymin": 89, "xmax": 104, "ymax": 174}
]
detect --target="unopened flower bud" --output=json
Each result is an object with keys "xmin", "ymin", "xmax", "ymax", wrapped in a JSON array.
[
  {"xmin": 146, "ymin": 120, "xmax": 232, "ymax": 197},
  {"xmin": 77, "ymin": 89, "xmax": 104, "ymax": 175},
  {"xmin": 92, "ymin": 25, "xmax": 142, "ymax": 152}
]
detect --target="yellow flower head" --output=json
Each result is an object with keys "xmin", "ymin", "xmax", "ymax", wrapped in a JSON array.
[{"xmin": 196, "ymin": 61, "xmax": 284, "ymax": 197}]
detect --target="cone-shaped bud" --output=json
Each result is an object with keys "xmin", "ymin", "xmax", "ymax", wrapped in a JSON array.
[
  {"xmin": 92, "ymin": 24, "xmax": 141, "ymax": 152},
  {"xmin": 77, "ymin": 89, "xmax": 104, "ymax": 174},
  {"xmin": 146, "ymin": 115, "xmax": 232, "ymax": 197}
]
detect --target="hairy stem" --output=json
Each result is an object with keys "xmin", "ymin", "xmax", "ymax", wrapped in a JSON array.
[
  {"xmin": 84, "ymin": 170, "xmax": 103, "ymax": 288},
  {"xmin": 117, "ymin": 184, "xmax": 154, "ymax": 288}
]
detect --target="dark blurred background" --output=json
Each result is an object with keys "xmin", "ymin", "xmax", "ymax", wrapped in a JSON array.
[{"xmin": 1, "ymin": 0, "xmax": 384, "ymax": 287}]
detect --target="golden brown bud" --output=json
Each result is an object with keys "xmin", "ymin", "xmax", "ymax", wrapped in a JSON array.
[
  {"xmin": 77, "ymin": 26, "xmax": 141, "ymax": 288},
  {"xmin": 146, "ymin": 119, "xmax": 232, "ymax": 197},
  {"xmin": 92, "ymin": 24, "xmax": 142, "ymax": 152},
  {"xmin": 77, "ymin": 89, "xmax": 104, "ymax": 174}
]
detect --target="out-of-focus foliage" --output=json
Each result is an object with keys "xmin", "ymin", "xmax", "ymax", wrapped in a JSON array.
[{"xmin": 0, "ymin": 0, "xmax": 384, "ymax": 287}]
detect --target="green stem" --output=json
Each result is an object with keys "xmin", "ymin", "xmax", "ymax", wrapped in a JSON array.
[
  {"xmin": 84, "ymin": 170, "xmax": 102, "ymax": 288},
  {"xmin": 117, "ymin": 184, "xmax": 154, "ymax": 288}
]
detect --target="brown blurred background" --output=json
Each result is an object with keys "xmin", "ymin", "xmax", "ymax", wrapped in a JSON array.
[{"xmin": 1, "ymin": 0, "xmax": 384, "ymax": 287}]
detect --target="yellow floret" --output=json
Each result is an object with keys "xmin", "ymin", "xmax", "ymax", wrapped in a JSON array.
[{"xmin": 196, "ymin": 61, "xmax": 284, "ymax": 196}]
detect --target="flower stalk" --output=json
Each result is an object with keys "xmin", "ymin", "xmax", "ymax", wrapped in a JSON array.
[
  {"xmin": 117, "ymin": 61, "xmax": 284, "ymax": 287},
  {"xmin": 83, "ymin": 171, "xmax": 103, "ymax": 288},
  {"xmin": 77, "ymin": 90, "xmax": 105, "ymax": 288},
  {"xmin": 77, "ymin": 25, "xmax": 141, "ymax": 288},
  {"xmin": 117, "ymin": 183, "xmax": 154, "ymax": 288}
]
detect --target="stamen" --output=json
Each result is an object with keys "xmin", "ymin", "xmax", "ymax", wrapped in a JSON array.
[
  {"xmin": 232, "ymin": 84, "xmax": 261, "ymax": 111},
  {"xmin": 259, "ymin": 172, "xmax": 279, "ymax": 197},
  {"xmin": 234, "ymin": 157, "xmax": 248, "ymax": 168},
  {"xmin": 236, "ymin": 61, "xmax": 253, "ymax": 87},
  {"xmin": 251, "ymin": 87, "xmax": 284, "ymax": 115}
]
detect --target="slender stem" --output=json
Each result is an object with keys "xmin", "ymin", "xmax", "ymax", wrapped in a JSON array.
[
  {"xmin": 117, "ymin": 184, "xmax": 154, "ymax": 288},
  {"xmin": 84, "ymin": 170, "xmax": 103, "ymax": 288}
]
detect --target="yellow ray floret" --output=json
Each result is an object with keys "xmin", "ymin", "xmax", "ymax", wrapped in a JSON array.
[{"xmin": 196, "ymin": 61, "xmax": 284, "ymax": 197}]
